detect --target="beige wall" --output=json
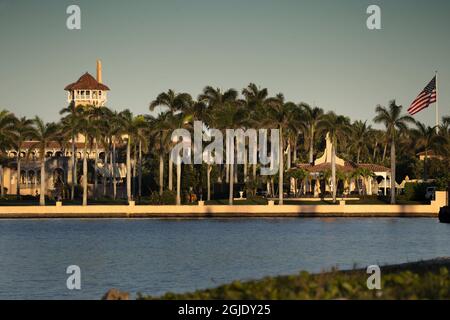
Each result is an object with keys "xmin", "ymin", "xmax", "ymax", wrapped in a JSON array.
[{"xmin": 0, "ymin": 192, "xmax": 446, "ymax": 219}]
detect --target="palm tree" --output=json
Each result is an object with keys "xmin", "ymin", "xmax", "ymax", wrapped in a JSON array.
[
  {"xmin": 0, "ymin": 110, "xmax": 17, "ymax": 196},
  {"xmin": 242, "ymin": 83, "xmax": 268, "ymax": 178},
  {"xmin": 73, "ymin": 106, "xmax": 95, "ymax": 206},
  {"xmin": 318, "ymin": 112, "xmax": 352, "ymax": 203},
  {"xmin": 13, "ymin": 117, "xmax": 35, "ymax": 198},
  {"xmin": 29, "ymin": 117, "xmax": 59, "ymax": 206},
  {"xmin": 199, "ymin": 86, "xmax": 239, "ymax": 186},
  {"xmin": 263, "ymin": 93, "xmax": 297, "ymax": 205},
  {"xmin": 150, "ymin": 89, "xmax": 192, "ymax": 114},
  {"xmin": 351, "ymin": 120, "xmax": 372, "ymax": 164},
  {"xmin": 60, "ymin": 103, "xmax": 83, "ymax": 200},
  {"xmin": 87, "ymin": 106, "xmax": 109, "ymax": 200},
  {"xmin": 150, "ymin": 90, "xmax": 192, "ymax": 193},
  {"xmin": 300, "ymin": 104, "xmax": 325, "ymax": 163},
  {"xmin": 210, "ymin": 101, "xmax": 248, "ymax": 205},
  {"xmin": 374, "ymin": 100, "xmax": 414, "ymax": 204},
  {"xmin": 412, "ymin": 122, "xmax": 447, "ymax": 180},
  {"xmin": 117, "ymin": 110, "xmax": 148, "ymax": 203}
]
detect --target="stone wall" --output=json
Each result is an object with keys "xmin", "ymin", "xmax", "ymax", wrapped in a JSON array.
[{"xmin": 0, "ymin": 192, "xmax": 446, "ymax": 219}]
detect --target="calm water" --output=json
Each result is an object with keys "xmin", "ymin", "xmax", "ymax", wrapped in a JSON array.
[{"xmin": 0, "ymin": 218, "xmax": 450, "ymax": 299}]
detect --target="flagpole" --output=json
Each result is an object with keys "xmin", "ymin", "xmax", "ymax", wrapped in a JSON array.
[{"xmin": 436, "ymin": 70, "xmax": 439, "ymax": 133}]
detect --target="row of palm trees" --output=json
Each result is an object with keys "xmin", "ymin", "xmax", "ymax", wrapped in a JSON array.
[{"xmin": 1, "ymin": 83, "xmax": 449, "ymax": 205}]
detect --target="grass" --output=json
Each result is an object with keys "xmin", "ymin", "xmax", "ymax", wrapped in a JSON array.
[{"xmin": 138, "ymin": 258, "xmax": 450, "ymax": 300}]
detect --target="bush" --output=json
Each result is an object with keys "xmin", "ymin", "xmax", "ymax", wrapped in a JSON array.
[
  {"xmin": 146, "ymin": 190, "xmax": 176, "ymax": 205},
  {"xmin": 400, "ymin": 182, "xmax": 432, "ymax": 201},
  {"xmin": 138, "ymin": 263, "xmax": 450, "ymax": 300}
]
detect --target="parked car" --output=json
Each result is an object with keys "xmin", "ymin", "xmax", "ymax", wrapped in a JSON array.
[{"xmin": 425, "ymin": 186, "xmax": 436, "ymax": 201}]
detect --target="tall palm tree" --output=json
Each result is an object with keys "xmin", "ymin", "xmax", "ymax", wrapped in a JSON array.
[
  {"xmin": 88, "ymin": 106, "xmax": 109, "ymax": 200},
  {"xmin": 13, "ymin": 117, "xmax": 35, "ymax": 198},
  {"xmin": 374, "ymin": 100, "xmax": 414, "ymax": 204},
  {"xmin": 74, "ymin": 106, "xmax": 95, "ymax": 206},
  {"xmin": 0, "ymin": 110, "xmax": 17, "ymax": 196},
  {"xmin": 412, "ymin": 122, "xmax": 447, "ymax": 180},
  {"xmin": 146, "ymin": 111, "xmax": 173, "ymax": 196},
  {"xmin": 150, "ymin": 89, "xmax": 192, "ymax": 114},
  {"xmin": 242, "ymin": 84, "xmax": 268, "ymax": 178},
  {"xmin": 199, "ymin": 86, "xmax": 239, "ymax": 186},
  {"xmin": 318, "ymin": 112, "xmax": 352, "ymax": 203},
  {"xmin": 300, "ymin": 104, "xmax": 325, "ymax": 163},
  {"xmin": 210, "ymin": 101, "xmax": 248, "ymax": 205},
  {"xmin": 263, "ymin": 93, "xmax": 297, "ymax": 205},
  {"xmin": 150, "ymin": 90, "xmax": 192, "ymax": 193},
  {"xmin": 29, "ymin": 117, "xmax": 59, "ymax": 206},
  {"xmin": 60, "ymin": 103, "xmax": 83, "ymax": 200},
  {"xmin": 351, "ymin": 120, "xmax": 372, "ymax": 164},
  {"xmin": 117, "ymin": 110, "xmax": 148, "ymax": 203}
]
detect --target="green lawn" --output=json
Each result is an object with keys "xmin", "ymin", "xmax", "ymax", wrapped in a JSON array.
[{"xmin": 138, "ymin": 258, "xmax": 450, "ymax": 300}]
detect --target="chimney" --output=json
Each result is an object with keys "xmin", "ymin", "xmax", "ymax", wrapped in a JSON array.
[{"xmin": 96, "ymin": 60, "xmax": 102, "ymax": 83}]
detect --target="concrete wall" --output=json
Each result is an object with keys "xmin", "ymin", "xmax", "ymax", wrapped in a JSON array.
[{"xmin": 0, "ymin": 192, "xmax": 446, "ymax": 219}]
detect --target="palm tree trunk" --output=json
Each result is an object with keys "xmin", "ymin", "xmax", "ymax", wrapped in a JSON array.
[
  {"xmin": 225, "ymin": 164, "xmax": 230, "ymax": 184},
  {"xmin": 94, "ymin": 140, "xmax": 98, "ymax": 200},
  {"xmin": 382, "ymin": 143, "xmax": 387, "ymax": 162},
  {"xmin": 126, "ymin": 138, "xmax": 132, "ymax": 202},
  {"xmin": 176, "ymin": 161, "xmax": 181, "ymax": 205},
  {"xmin": 168, "ymin": 156, "xmax": 173, "ymax": 191},
  {"xmin": 229, "ymin": 157, "xmax": 234, "ymax": 205},
  {"xmin": 159, "ymin": 153, "xmax": 164, "ymax": 196},
  {"xmin": 357, "ymin": 147, "xmax": 361, "ymax": 164},
  {"xmin": 133, "ymin": 144, "xmax": 137, "ymax": 199},
  {"xmin": 113, "ymin": 141, "xmax": 117, "ymax": 200},
  {"xmin": 16, "ymin": 154, "xmax": 21, "ymax": 198},
  {"xmin": 286, "ymin": 141, "xmax": 291, "ymax": 169},
  {"xmin": 243, "ymin": 149, "xmax": 248, "ymax": 182},
  {"xmin": 271, "ymin": 177, "xmax": 274, "ymax": 198},
  {"xmin": 207, "ymin": 164, "xmax": 211, "ymax": 201},
  {"xmin": 309, "ymin": 127, "xmax": 314, "ymax": 163},
  {"xmin": 40, "ymin": 155, "xmax": 46, "ymax": 206},
  {"xmin": 82, "ymin": 141, "xmax": 88, "ymax": 206},
  {"xmin": 390, "ymin": 140, "xmax": 396, "ymax": 204},
  {"xmin": 0, "ymin": 165, "xmax": 4, "ymax": 197},
  {"xmin": 71, "ymin": 134, "xmax": 76, "ymax": 200},
  {"xmin": 293, "ymin": 136, "xmax": 298, "ymax": 164},
  {"xmin": 138, "ymin": 140, "xmax": 142, "ymax": 201},
  {"xmin": 103, "ymin": 149, "xmax": 108, "ymax": 196},
  {"xmin": 279, "ymin": 126, "xmax": 284, "ymax": 205},
  {"xmin": 331, "ymin": 138, "xmax": 337, "ymax": 203}
]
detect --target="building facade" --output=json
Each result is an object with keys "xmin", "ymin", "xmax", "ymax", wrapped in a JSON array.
[{"xmin": 2, "ymin": 61, "xmax": 126, "ymax": 198}]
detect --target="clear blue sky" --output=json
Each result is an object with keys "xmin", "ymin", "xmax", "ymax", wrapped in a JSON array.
[{"xmin": 0, "ymin": 0, "xmax": 449, "ymax": 127}]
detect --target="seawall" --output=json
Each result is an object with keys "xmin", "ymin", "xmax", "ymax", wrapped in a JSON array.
[{"xmin": 0, "ymin": 191, "xmax": 446, "ymax": 219}]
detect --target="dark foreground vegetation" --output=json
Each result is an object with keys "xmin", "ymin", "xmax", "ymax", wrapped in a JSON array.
[{"xmin": 138, "ymin": 258, "xmax": 450, "ymax": 300}]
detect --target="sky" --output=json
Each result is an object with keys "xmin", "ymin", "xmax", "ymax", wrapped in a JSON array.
[{"xmin": 0, "ymin": 0, "xmax": 449, "ymax": 128}]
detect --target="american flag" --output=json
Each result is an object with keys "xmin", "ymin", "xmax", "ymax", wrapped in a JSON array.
[{"xmin": 408, "ymin": 76, "xmax": 437, "ymax": 115}]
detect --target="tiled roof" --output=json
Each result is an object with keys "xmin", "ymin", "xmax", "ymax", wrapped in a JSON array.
[
  {"xmin": 298, "ymin": 162, "xmax": 390, "ymax": 173},
  {"xmin": 64, "ymin": 72, "xmax": 110, "ymax": 91},
  {"xmin": 22, "ymin": 141, "xmax": 86, "ymax": 149},
  {"xmin": 357, "ymin": 163, "xmax": 390, "ymax": 172}
]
